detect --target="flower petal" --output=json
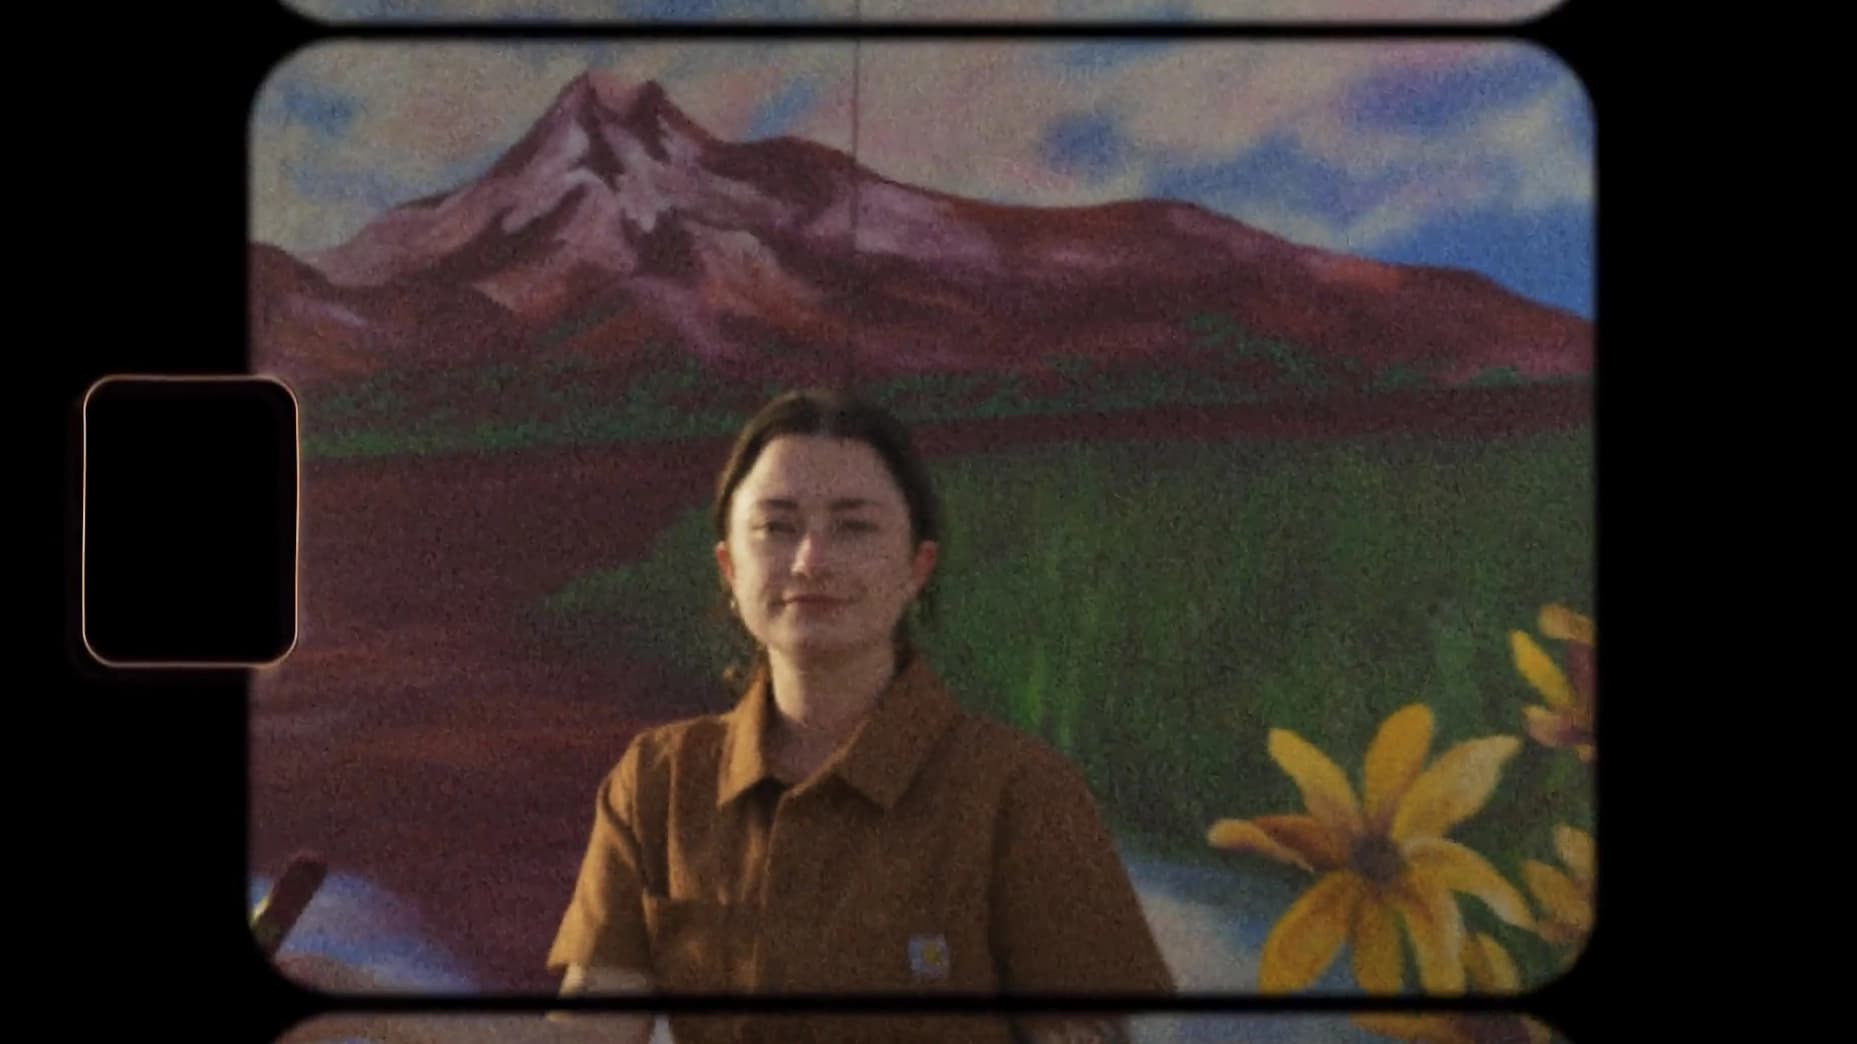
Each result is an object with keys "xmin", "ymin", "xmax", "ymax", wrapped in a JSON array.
[
  {"xmin": 1352, "ymin": 891, "xmax": 1404, "ymax": 995},
  {"xmin": 1258, "ymin": 871, "xmax": 1366, "ymax": 993},
  {"xmin": 1535, "ymin": 919, "xmax": 1584, "ymax": 951},
  {"xmin": 1509, "ymin": 631, "xmax": 1576, "ymax": 711},
  {"xmin": 1268, "ymin": 728, "xmax": 1366, "ymax": 847},
  {"xmin": 1562, "ymin": 642, "xmax": 1595, "ymax": 711},
  {"xmin": 1387, "ymin": 877, "xmax": 1467, "ymax": 995},
  {"xmin": 1538, "ymin": 604, "xmax": 1593, "ymax": 645},
  {"xmin": 1462, "ymin": 932, "xmax": 1521, "ymax": 993},
  {"xmin": 1523, "ymin": 860, "xmax": 1593, "ymax": 936},
  {"xmin": 1254, "ymin": 813, "xmax": 1348, "ymax": 871},
  {"xmin": 1364, "ymin": 705, "xmax": 1435, "ymax": 834},
  {"xmin": 1208, "ymin": 818, "xmax": 1314, "ymax": 872},
  {"xmin": 1351, "ymin": 1015, "xmax": 1476, "ymax": 1044},
  {"xmin": 1390, "ymin": 736, "xmax": 1521, "ymax": 843},
  {"xmin": 1522, "ymin": 706, "xmax": 1578, "ymax": 750},
  {"xmin": 1553, "ymin": 824, "xmax": 1594, "ymax": 886},
  {"xmin": 1404, "ymin": 837, "xmax": 1535, "ymax": 930}
]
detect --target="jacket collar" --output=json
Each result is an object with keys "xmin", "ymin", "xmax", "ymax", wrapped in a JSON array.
[{"xmin": 716, "ymin": 648, "xmax": 959, "ymax": 810}]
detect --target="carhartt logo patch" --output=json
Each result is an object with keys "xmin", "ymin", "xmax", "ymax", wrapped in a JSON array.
[{"xmin": 907, "ymin": 933, "xmax": 950, "ymax": 981}]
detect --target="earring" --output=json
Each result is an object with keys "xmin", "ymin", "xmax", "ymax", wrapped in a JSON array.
[{"xmin": 728, "ymin": 595, "xmax": 738, "ymax": 615}]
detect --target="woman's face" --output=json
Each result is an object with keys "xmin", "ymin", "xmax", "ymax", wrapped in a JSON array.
[{"xmin": 716, "ymin": 435, "xmax": 937, "ymax": 669}]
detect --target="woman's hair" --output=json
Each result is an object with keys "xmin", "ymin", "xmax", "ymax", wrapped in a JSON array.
[{"xmin": 711, "ymin": 388, "xmax": 941, "ymax": 689}]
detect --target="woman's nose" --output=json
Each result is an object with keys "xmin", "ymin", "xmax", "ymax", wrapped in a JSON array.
[{"xmin": 791, "ymin": 531, "xmax": 828, "ymax": 575}]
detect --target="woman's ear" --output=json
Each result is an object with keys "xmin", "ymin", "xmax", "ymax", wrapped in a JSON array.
[
  {"xmin": 715, "ymin": 540, "xmax": 734, "ymax": 588},
  {"xmin": 910, "ymin": 540, "xmax": 939, "ymax": 597}
]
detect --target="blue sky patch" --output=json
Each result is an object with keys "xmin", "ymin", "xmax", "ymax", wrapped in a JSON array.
[
  {"xmin": 257, "ymin": 78, "xmax": 361, "ymax": 138},
  {"xmin": 291, "ymin": 162, "xmax": 425, "ymax": 214},
  {"xmin": 1150, "ymin": 134, "xmax": 1363, "ymax": 219},
  {"xmin": 1367, "ymin": 200, "xmax": 1592, "ymax": 319},
  {"xmin": 620, "ymin": 0, "xmax": 832, "ymax": 17},
  {"xmin": 1052, "ymin": 40, "xmax": 1172, "ymax": 74},
  {"xmin": 747, "ymin": 78, "xmax": 821, "ymax": 140},
  {"xmin": 1043, "ymin": 111, "xmax": 1131, "ymax": 182},
  {"xmin": 311, "ymin": 0, "xmax": 436, "ymax": 16},
  {"xmin": 1346, "ymin": 48, "xmax": 1571, "ymax": 135}
]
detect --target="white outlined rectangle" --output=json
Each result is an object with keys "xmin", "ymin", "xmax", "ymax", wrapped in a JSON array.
[{"xmin": 79, "ymin": 373, "xmax": 302, "ymax": 670}]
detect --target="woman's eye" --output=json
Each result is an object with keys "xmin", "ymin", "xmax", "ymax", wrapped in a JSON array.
[
  {"xmin": 758, "ymin": 521, "xmax": 796, "ymax": 535},
  {"xmin": 837, "ymin": 519, "xmax": 876, "ymax": 533}
]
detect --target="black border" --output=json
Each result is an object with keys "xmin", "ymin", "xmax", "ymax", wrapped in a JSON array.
[{"xmin": 58, "ymin": 2, "xmax": 1625, "ymax": 1041}]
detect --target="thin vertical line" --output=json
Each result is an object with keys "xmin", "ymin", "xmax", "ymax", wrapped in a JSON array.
[
  {"xmin": 848, "ymin": 0, "xmax": 862, "ymax": 384},
  {"xmin": 851, "ymin": 0, "xmax": 861, "ymax": 244}
]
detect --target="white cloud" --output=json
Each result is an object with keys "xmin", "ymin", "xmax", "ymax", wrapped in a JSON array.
[
  {"xmin": 1288, "ymin": 43, "xmax": 1590, "ymax": 204},
  {"xmin": 249, "ymin": 119, "xmax": 409, "ymax": 252},
  {"xmin": 848, "ymin": 40, "xmax": 1560, "ymax": 228},
  {"xmin": 1486, "ymin": 75, "xmax": 1594, "ymax": 210},
  {"xmin": 1172, "ymin": 42, "xmax": 1591, "ymax": 253}
]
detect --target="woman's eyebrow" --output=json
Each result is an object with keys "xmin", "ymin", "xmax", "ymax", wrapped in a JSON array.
[{"xmin": 752, "ymin": 497, "xmax": 879, "ymax": 511}]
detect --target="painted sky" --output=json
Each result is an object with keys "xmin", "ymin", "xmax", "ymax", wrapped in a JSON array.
[
  {"xmin": 288, "ymin": 0, "xmax": 1560, "ymax": 22},
  {"xmin": 251, "ymin": 40, "xmax": 1592, "ymax": 318}
]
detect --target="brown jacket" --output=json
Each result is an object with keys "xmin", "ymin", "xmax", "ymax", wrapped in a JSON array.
[{"xmin": 548, "ymin": 651, "xmax": 1174, "ymax": 1042}]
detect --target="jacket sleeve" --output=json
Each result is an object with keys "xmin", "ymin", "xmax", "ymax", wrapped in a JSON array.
[{"xmin": 546, "ymin": 738, "xmax": 655, "ymax": 977}]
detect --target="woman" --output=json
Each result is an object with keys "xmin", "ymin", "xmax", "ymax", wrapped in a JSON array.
[{"xmin": 547, "ymin": 390, "xmax": 1174, "ymax": 1043}]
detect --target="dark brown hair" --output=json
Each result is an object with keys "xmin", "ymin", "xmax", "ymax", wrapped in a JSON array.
[{"xmin": 711, "ymin": 388, "xmax": 941, "ymax": 688}]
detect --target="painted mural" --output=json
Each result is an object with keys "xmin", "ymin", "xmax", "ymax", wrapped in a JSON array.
[
  {"xmin": 273, "ymin": 1012, "xmax": 1569, "ymax": 1044},
  {"xmin": 284, "ymin": 1, "xmax": 1565, "ymax": 25},
  {"xmin": 248, "ymin": 37, "xmax": 1593, "ymax": 1043}
]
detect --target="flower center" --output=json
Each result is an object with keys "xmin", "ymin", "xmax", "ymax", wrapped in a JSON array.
[{"xmin": 1351, "ymin": 836, "xmax": 1406, "ymax": 886}]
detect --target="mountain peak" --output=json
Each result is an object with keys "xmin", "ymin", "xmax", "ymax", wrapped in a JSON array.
[
  {"xmin": 472, "ymin": 71, "xmax": 705, "ymax": 186},
  {"xmin": 559, "ymin": 71, "xmax": 670, "ymax": 122}
]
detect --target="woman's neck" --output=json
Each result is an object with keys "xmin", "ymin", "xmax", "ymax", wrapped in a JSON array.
[{"xmin": 765, "ymin": 642, "xmax": 899, "ymax": 776}]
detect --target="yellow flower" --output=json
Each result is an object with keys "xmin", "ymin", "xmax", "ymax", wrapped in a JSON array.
[
  {"xmin": 1206, "ymin": 705, "xmax": 1533, "ymax": 995},
  {"xmin": 1509, "ymin": 604, "xmax": 1594, "ymax": 762},
  {"xmin": 1461, "ymin": 930, "xmax": 1522, "ymax": 993},
  {"xmin": 1523, "ymin": 824, "xmax": 1594, "ymax": 953},
  {"xmin": 1352, "ymin": 934, "xmax": 1553, "ymax": 1043}
]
